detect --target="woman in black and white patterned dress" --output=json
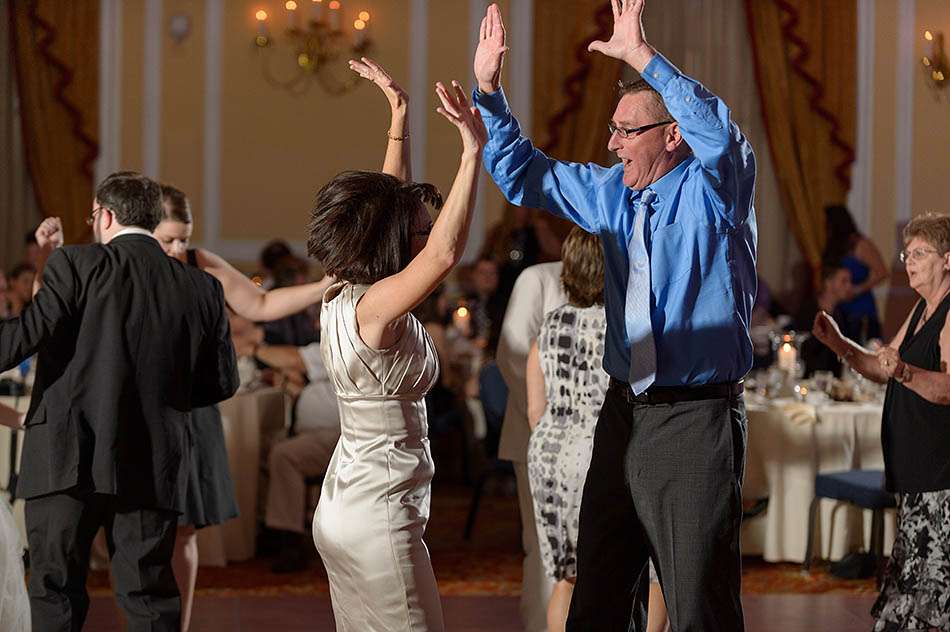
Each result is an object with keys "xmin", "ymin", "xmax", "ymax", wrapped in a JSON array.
[{"xmin": 525, "ymin": 227, "xmax": 667, "ymax": 632}]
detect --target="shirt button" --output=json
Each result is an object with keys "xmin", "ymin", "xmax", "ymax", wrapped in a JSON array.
[
  {"xmin": 652, "ymin": 72, "xmax": 659, "ymax": 79},
  {"xmin": 685, "ymin": 96, "xmax": 692, "ymax": 103}
]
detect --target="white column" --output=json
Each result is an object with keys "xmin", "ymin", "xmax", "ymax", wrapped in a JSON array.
[
  {"xmin": 96, "ymin": 0, "xmax": 123, "ymax": 183},
  {"xmin": 142, "ymin": 0, "xmax": 163, "ymax": 178}
]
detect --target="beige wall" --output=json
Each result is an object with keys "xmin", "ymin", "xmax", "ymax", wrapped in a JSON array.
[
  {"xmin": 115, "ymin": 1, "xmax": 950, "ymax": 281},
  {"xmin": 118, "ymin": 0, "xmax": 514, "ymax": 266}
]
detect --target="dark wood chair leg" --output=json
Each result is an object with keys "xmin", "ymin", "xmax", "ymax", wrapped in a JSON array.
[{"xmin": 802, "ymin": 496, "xmax": 821, "ymax": 572}]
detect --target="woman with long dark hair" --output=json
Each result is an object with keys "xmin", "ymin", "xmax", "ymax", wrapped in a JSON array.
[{"xmin": 822, "ymin": 204, "xmax": 887, "ymax": 342}]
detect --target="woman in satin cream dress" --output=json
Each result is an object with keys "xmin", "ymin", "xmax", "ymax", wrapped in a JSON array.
[{"xmin": 306, "ymin": 58, "xmax": 487, "ymax": 631}]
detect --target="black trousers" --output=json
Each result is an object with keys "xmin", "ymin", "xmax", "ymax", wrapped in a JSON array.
[
  {"xmin": 26, "ymin": 489, "xmax": 181, "ymax": 632},
  {"xmin": 566, "ymin": 387, "xmax": 747, "ymax": 632}
]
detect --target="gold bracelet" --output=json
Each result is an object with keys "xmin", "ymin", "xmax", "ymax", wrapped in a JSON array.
[{"xmin": 387, "ymin": 131, "xmax": 410, "ymax": 141}]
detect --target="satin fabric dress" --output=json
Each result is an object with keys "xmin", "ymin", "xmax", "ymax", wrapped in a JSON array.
[{"xmin": 313, "ymin": 282, "xmax": 444, "ymax": 631}]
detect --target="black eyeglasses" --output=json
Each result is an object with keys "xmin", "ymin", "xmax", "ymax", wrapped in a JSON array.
[{"xmin": 607, "ymin": 120, "xmax": 673, "ymax": 139}]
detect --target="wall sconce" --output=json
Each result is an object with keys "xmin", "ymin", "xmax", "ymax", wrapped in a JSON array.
[
  {"xmin": 253, "ymin": 1, "xmax": 373, "ymax": 97},
  {"xmin": 922, "ymin": 30, "xmax": 948, "ymax": 101}
]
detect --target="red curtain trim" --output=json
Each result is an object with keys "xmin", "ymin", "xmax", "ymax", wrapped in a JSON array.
[
  {"xmin": 17, "ymin": 1, "xmax": 99, "ymax": 181},
  {"xmin": 774, "ymin": 0, "xmax": 856, "ymax": 189},
  {"xmin": 540, "ymin": 3, "xmax": 614, "ymax": 154}
]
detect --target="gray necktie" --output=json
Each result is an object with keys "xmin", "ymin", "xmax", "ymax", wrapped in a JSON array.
[{"xmin": 624, "ymin": 189, "xmax": 657, "ymax": 395}]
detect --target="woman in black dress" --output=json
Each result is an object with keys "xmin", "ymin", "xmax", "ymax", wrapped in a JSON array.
[
  {"xmin": 153, "ymin": 187, "xmax": 333, "ymax": 631},
  {"xmin": 813, "ymin": 213, "xmax": 950, "ymax": 631}
]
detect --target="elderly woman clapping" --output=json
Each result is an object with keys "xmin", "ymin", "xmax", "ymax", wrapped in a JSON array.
[{"xmin": 811, "ymin": 213, "xmax": 950, "ymax": 631}]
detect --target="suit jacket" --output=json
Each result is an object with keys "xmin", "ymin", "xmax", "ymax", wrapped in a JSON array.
[
  {"xmin": 0, "ymin": 234, "xmax": 239, "ymax": 512},
  {"xmin": 495, "ymin": 262, "xmax": 567, "ymax": 463}
]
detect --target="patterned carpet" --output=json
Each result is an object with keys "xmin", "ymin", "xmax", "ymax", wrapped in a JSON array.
[{"xmin": 85, "ymin": 484, "xmax": 878, "ymax": 598}]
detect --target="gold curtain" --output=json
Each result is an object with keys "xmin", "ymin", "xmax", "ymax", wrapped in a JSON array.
[
  {"xmin": 744, "ymin": 0, "xmax": 856, "ymax": 273},
  {"xmin": 9, "ymin": 0, "xmax": 99, "ymax": 244},
  {"xmin": 520, "ymin": 0, "xmax": 622, "ymax": 245}
]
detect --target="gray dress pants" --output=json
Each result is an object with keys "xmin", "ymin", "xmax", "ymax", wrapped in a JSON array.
[{"xmin": 566, "ymin": 384, "xmax": 747, "ymax": 632}]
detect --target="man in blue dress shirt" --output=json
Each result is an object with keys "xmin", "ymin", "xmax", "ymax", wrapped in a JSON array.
[{"xmin": 473, "ymin": 1, "xmax": 756, "ymax": 629}]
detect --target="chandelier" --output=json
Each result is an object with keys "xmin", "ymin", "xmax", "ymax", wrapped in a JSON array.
[
  {"xmin": 253, "ymin": 1, "xmax": 373, "ymax": 97},
  {"xmin": 921, "ymin": 29, "xmax": 948, "ymax": 102}
]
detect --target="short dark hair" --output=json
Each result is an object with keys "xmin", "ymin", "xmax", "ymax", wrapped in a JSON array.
[
  {"xmin": 95, "ymin": 171, "xmax": 163, "ymax": 231},
  {"xmin": 307, "ymin": 171, "xmax": 443, "ymax": 285},
  {"xmin": 160, "ymin": 184, "xmax": 192, "ymax": 224},
  {"xmin": 259, "ymin": 240, "xmax": 293, "ymax": 271},
  {"xmin": 819, "ymin": 262, "xmax": 848, "ymax": 284},
  {"xmin": 616, "ymin": 78, "xmax": 674, "ymax": 122},
  {"xmin": 561, "ymin": 226, "xmax": 605, "ymax": 307},
  {"xmin": 9, "ymin": 262, "xmax": 35, "ymax": 280}
]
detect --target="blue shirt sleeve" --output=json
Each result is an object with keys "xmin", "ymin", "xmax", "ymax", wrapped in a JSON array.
[
  {"xmin": 641, "ymin": 53, "xmax": 756, "ymax": 227},
  {"xmin": 474, "ymin": 87, "xmax": 620, "ymax": 235}
]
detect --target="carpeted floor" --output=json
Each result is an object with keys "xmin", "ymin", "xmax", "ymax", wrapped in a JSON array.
[{"xmin": 85, "ymin": 484, "xmax": 878, "ymax": 598}]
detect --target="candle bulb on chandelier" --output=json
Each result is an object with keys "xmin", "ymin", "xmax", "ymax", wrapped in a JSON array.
[
  {"xmin": 285, "ymin": 0, "xmax": 299, "ymax": 30},
  {"xmin": 311, "ymin": 0, "xmax": 324, "ymax": 23},
  {"xmin": 354, "ymin": 18, "xmax": 367, "ymax": 46},
  {"xmin": 255, "ymin": 10, "xmax": 268, "ymax": 36},
  {"xmin": 328, "ymin": 0, "xmax": 341, "ymax": 30}
]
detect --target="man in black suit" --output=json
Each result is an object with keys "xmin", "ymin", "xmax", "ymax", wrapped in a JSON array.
[{"xmin": 0, "ymin": 171, "xmax": 239, "ymax": 631}]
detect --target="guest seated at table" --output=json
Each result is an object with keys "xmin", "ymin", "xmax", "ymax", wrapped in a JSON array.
[
  {"xmin": 5, "ymin": 263, "xmax": 34, "ymax": 318},
  {"xmin": 262, "ymin": 257, "xmax": 321, "ymax": 347},
  {"xmin": 812, "ymin": 212, "xmax": 950, "ymax": 632},
  {"xmin": 236, "ymin": 329, "xmax": 341, "ymax": 574},
  {"xmin": 257, "ymin": 239, "xmax": 294, "ymax": 290},
  {"xmin": 461, "ymin": 256, "xmax": 503, "ymax": 352},
  {"xmin": 794, "ymin": 263, "xmax": 853, "ymax": 377},
  {"xmin": 412, "ymin": 287, "xmax": 471, "ymax": 482}
]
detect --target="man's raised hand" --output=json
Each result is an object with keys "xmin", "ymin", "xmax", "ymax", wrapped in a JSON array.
[
  {"xmin": 35, "ymin": 217, "xmax": 64, "ymax": 251},
  {"xmin": 587, "ymin": 0, "xmax": 655, "ymax": 72},
  {"xmin": 473, "ymin": 3, "xmax": 508, "ymax": 94}
]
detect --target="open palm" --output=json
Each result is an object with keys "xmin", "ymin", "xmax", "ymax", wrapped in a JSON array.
[
  {"xmin": 436, "ymin": 81, "xmax": 487, "ymax": 152},
  {"xmin": 588, "ymin": 0, "xmax": 646, "ymax": 61},
  {"xmin": 473, "ymin": 3, "xmax": 508, "ymax": 91},
  {"xmin": 349, "ymin": 57, "xmax": 407, "ymax": 109}
]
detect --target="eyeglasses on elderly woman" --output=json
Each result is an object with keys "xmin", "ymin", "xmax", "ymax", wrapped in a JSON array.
[{"xmin": 898, "ymin": 247, "xmax": 944, "ymax": 264}]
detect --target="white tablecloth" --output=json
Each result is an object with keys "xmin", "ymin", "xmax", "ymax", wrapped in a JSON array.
[
  {"xmin": 741, "ymin": 398, "xmax": 896, "ymax": 563},
  {"xmin": 196, "ymin": 387, "xmax": 288, "ymax": 566},
  {"xmin": 0, "ymin": 396, "xmax": 29, "ymax": 547}
]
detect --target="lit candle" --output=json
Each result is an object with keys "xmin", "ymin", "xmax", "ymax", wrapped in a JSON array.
[
  {"xmin": 777, "ymin": 342, "xmax": 797, "ymax": 372},
  {"xmin": 311, "ymin": 0, "xmax": 324, "ymax": 23},
  {"xmin": 285, "ymin": 0, "xmax": 299, "ymax": 30},
  {"xmin": 453, "ymin": 305, "xmax": 472, "ymax": 337},
  {"xmin": 355, "ymin": 9, "xmax": 369, "ymax": 46},
  {"xmin": 354, "ymin": 18, "xmax": 367, "ymax": 46},
  {"xmin": 255, "ymin": 9, "xmax": 269, "ymax": 37},
  {"xmin": 328, "ymin": 0, "xmax": 341, "ymax": 30}
]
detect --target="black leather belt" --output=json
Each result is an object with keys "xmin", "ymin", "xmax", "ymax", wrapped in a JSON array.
[{"xmin": 608, "ymin": 377, "xmax": 743, "ymax": 405}]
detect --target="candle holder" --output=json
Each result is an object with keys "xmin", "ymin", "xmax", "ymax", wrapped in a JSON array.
[
  {"xmin": 769, "ymin": 330, "xmax": 809, "ymax": 378},
  {"xmin": 253, "ymin": 2, "xmax": 373, "ymax": 97}
]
